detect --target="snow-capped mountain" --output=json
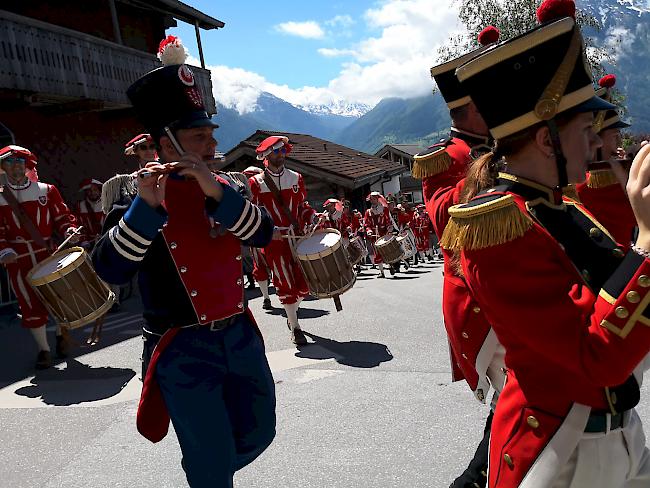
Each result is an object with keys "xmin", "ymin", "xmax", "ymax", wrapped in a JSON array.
[
  {"xmin": 581, "ymin": 0, "xmax": 650, "ymax": 21},
  {"xmin": 296, "ymin": 101, "xmax": 372, "ymax": 118}
]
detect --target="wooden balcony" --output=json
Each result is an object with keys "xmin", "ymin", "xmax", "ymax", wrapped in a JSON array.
[{"xmin": 0, "ymin": 9, "xmax": 216, "ymax": 113}]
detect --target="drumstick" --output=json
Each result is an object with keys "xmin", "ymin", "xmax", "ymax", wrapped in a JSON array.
[{"xmin": 55, "ymin": 226, "xmax": 84, "ymax": 253}]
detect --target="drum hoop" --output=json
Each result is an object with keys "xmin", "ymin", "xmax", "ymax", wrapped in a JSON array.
[
  {"xmin": 296, "ymin": 229, "xmax": 342, "ymax": 261},
  {"xmin": 27, "ymin": 246, "xmax": 88, "ymax": 286}
]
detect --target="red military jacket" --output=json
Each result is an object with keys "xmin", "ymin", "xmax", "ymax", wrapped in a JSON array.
[
  {"xmin": 443, "ymin": 173, "xmax": 650, "ymax": 488},
  {"xmin": 416, "ymin": 135, "xmax": 499, "ymax": 402},
  {"xmin": 249, "ymin": 167, "xmax": 315, "ymax": 234},
  {"xmin": 0, "ymin": 180, "xmax": 77, "ymax": 259},
  {"xmin": 363, "ymin": 206, "xmax": 391, "ymax": 238},
  {"xmin": 76, "ymin": 198, "xmax": 105, "ymax": 243},
  {"xmin": 576, "ymin": 169, "xmax": 636, "ymax": 251}
]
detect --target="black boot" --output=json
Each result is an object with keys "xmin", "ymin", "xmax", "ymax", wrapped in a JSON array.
[{"xmin": 246, "ymin": 273, "xmax": 256, "ymax": 290}]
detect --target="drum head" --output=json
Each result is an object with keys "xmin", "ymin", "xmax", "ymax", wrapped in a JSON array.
[
  {"xmin": 30, "ymin": 249, "xmax": 84, "ymax": 280},
  {"xmin": 376, "ymin": 235, "xmax": 393, "ymax": 246},
  {"xmin": 296, "ymin": 231, "xmax": 341, "ymax": 256}
]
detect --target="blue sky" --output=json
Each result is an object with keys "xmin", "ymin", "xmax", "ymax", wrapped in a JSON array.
[
  {"xmin": 169, "ymin": 1, "xmax": 374, "ymax": 88},
  {"xmin": 165, "ymin": 0, "xmax": 463, "ymax": 111}
]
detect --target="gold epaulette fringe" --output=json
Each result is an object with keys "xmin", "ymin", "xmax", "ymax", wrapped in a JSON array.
[
  {"xmin": 562, "ymin": 185, "xmax": 581, "ymax": 203},
  {"xmin": 412, "ymin": 148, "xmax": 452, "ymax": 179},
  {"xmin": 440, "ymin": 195, "xmax": 533, "ymax": 251},
  {"xmin": 587, "ymin": 170, "xmax": 618, "ymax": 189}
]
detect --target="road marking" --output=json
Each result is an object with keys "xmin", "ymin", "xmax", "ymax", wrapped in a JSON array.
[{"xmin": 0, "ymin": 343, "xmax": 341, "ymax": 409}]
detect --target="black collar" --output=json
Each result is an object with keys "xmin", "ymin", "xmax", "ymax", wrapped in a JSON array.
[{"xmin": 496, "ymin": 173, "xmax": 564, "ymax": 206}]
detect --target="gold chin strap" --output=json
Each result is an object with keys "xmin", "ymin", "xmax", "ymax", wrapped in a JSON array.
[{"xmin": 534, "ymin": 27, "xmax": 583, "ymax": 121}]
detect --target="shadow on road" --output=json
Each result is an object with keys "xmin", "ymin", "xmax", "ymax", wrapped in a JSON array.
[
  {"xmin": 263, "ymin": 306, "xmax": 330, "ymax": 320},
  {"xmin": 14, "ymin": 358, "xmax": 136, "ymax": 406},
  {"xmin": 297, "ymin": 332, "xmax": 393, "ymax": 368}
]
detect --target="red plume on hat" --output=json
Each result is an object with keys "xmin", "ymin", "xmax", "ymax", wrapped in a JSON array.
[
  {"xmin": 599, "ymin": 74, "xmax": 617, "ymax": 89},
  {"xmin": 478, "ymin": 26, "xmax": 500, "ymax": 46},
  {"xmin": 157, "ymin": 35, "xmax": 188, "ymax": 65},
  {"xmin": 536, "ymin": 0, "xmax": 576, "ymax": 24}
]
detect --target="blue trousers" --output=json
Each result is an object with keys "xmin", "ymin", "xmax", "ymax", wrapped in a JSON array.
[{"xmin": 155, "ymin": 316, "xmax": 276, "ymax": 487}]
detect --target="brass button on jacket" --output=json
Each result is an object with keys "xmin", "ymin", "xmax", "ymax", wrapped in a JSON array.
[
  {"xmin": 504, "ymin": 453, "xmax": 514, "ymax": 468},
  {"xmin": 527, "ymin": 416, "xmax": 540, "ymax": 429},
  {"xmin": 472, "ymin": 306, "xmax": 481, "ymax": 314},
  {"xmin": 589, "ymin": 227, "xmax": 601, "ymax": 238},
  {"xmin": 615, "ymin": 306, "xmax": 629, "ymax": 319},
  {"xmin": 627, "ymin": 291, "xmax": 641, "ymax": 304},
  {"xmin": 639, "ymin": 275, "xmax": 650, "ymax": 288}
]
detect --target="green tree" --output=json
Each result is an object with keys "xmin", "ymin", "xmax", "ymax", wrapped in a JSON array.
[{"xmin": 437, "ymin": 0, "xmax": 613, "ymax": 78}]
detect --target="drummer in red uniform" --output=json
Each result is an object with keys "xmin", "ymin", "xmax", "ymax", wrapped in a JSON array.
[
  {"xmin": 0, "ymin": 145, "xmax": 79, "ymax": 369},
  {"xmin": 411, "ymin": 205, "xmax": 432, "ymax": 264},
  {"xmin": 320, "ymin": 198, "xmax": 351, "ymax": 236},
  {"xmin": 76, "ymin": 178, "xmax": 104, "ymax": 249},
  {"xmin": 249, "ymin": 135, "xmax": 318, "ymax": 345},
  {"xmin": 363, "ymin": 191, "xmax": 392, "ymax": 278}
]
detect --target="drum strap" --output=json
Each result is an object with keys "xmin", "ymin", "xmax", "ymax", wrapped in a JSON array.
[
  {"xmin": 0, "ymin": 183, "xmax": 48, "ymax": 249},
  {"xmin": 263, "ymin": 171, "xmax": 299, "ymax": 230}
]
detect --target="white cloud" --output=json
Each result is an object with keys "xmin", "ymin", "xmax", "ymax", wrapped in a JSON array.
[
  {"xmin": 604, "ymin": 26, "xmax": 636, "ymax": 61},
  {"xmin": 206, "ymin": 1, "xmax": 464, "ymax": 111},
  {"xmin": 317, "ymin": 47, "xmax": 358, "ymax": 57},
  {"xmin": 275, "ymin": 21, "xmax": 325, "ymax": 39},
  {"xmin": 326, "ymin": 15, "xmax": 355, "ymax": 28}
]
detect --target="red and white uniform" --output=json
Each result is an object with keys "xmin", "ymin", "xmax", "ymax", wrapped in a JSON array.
[
  {"xmin": 364, "ymin": 206, "xmax": 392, "ymax": 264},
  {"xmin": 249, "ymin": 167, "xmax": 315, "ymax": 304},
  {"xmin": 0, "ymin": 180, "xmax": 77, "ymax": 328},
  {"xmin": 76, "ymin": 198, "xmax": 104, "ymax": 244},
  {"xmin": 411, "ymin": 212, "xmax": 431, "ymax": 252}
]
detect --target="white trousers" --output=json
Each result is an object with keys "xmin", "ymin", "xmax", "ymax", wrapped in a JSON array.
[{"xmin": 552, "ymin": 409, "xmax": 650, "ymax": 488}]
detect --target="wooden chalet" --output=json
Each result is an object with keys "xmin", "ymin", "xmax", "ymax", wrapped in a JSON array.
[
  {"xmin": 375, "ymin": 143, "xmax": 425, "ymax": 203},
  {"xmin": 0, "ymin": 0, "xmax": 222, "ymax": 201}
]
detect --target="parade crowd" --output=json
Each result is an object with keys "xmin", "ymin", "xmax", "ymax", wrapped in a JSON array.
[{"xmin": 4, "ymin": 0, "xmax": 650, "ymax": 487}]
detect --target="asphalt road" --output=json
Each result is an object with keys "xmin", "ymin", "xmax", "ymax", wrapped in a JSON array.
[{"xmin": 0, "ymin": 261, "xmax": 648, "ymax": 488}]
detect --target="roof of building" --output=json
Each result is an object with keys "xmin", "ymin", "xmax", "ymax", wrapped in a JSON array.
[
  {"xmin": 224, "ymin": 130, "xmax": 407, "ymax": 189},
  {"xmin": 124, "ymin": 0, "xmax": 225, "ymax": 29},
  {"xmin": 375, "ymin": 144, "xmax": 424, "ymax": 158}
]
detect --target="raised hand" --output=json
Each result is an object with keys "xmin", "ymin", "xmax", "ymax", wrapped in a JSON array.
[
  {"xmin": 627, "ymin": 144, "xmax": 650, "ymax": 251},
  {"xmin": 171, "ymin": 153, "xmax": 223, "ymax": 201},
  {"xmin": 137, "ymin": 162, "xmax": 170, "ymax": 208}
]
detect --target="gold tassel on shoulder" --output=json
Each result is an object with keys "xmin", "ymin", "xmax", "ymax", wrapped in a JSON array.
[
  {"xmin": 412, "ymin": 148, "xmax": 452, "ymax": 179},
  {"xmin": 440, "ymin": 195, "xmax": 533, "ymax": 251},
  {"xmin": 587, "ymin": 170, "xmax": 618, "ymax": 189},
  {"xmin": 562, "ymin": 185, "xmax": 581, "ymax": 203}
]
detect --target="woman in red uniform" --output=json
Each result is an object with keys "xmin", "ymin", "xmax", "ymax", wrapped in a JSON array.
[{"xmin": 441, "ymin": 2, "xmax": 650, "ymax": 486}]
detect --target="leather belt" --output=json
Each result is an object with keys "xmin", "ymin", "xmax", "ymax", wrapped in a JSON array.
[
  {"xmin": 143, "ymin": 314, "xmax": 241, "ymax": 337},
  {"xmin": 584, "ymin": 410, "xmax": 626, "ymax": 433}
]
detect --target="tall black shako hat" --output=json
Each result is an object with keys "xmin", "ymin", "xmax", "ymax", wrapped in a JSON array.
[
  {"xmin": 430, "ymin": 26, "xmax": 500, "ymax": 110},
  {"xmin": 594, "ymin": 74, "xmax": 630, "ymax": 133},
  {"xmin": 127, "ymin": 36, "xmax": 217, "ymax": 138},
  {"xmin": 455, "ymin": 0, "xmax": 615, "ymax": 188}
]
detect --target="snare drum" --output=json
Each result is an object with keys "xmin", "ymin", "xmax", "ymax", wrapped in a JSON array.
[
  {"xmin": 375, "ymin": 235, "xmax": 404, "ymax": 264},
  {"xmin": 295, "ymin": 229, "xmax": 356, "ymax": 299},
  {"xmin": 346, "ymin": 236, "xmax": 368, "ymax": 265},
  {"xmin": 397, "ymin": 228, "xmax": 417, "ymax": 259},
  {"xmin": 27, "ymin": 247, "xmax": 115, "ymax": 329}
]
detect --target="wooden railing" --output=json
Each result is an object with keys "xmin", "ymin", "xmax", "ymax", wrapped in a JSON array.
[{"xmin": 0, "ymin": 9, "xmax": 216, "ymax": 113}]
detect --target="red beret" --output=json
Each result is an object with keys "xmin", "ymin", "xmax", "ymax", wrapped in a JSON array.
[
  {"xmin": 124, "ymin": 134, "xmax": 153, "ymax": 156},
  {"xmin": 255, "ymin": 136, "xmax": 293, "ymax": 160},
  {"xmin": 79, "ymin": 178, "xmax": 103, "ymax": 191},
  {"xmin": 0, "ymin": 145, "xmax": 38, "ymax": 169}
]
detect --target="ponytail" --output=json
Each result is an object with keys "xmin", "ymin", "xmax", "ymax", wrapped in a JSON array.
[{"xmin": 461, "ymin": 150, "xmax": 502, "ymax": 203}]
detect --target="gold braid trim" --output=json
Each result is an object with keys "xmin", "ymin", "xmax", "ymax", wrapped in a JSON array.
[
  {"xmin": 587, "ymin": 170, "xmax": 618, "ymax": 189},
  {"xmin": 412, "ymin": 148, "xmax": 452, "ymax": 179},
  {"xmin": 440, "ymin": 195, "xmax": 533, "ymax": 251},
  {"xmin": 562, "ymin": 185, "xmax": 581, "ymax": 203}
]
